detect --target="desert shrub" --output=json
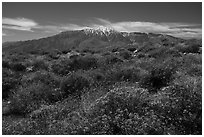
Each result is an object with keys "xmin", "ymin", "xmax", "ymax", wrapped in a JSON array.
[
  {"xmin": 48, "ymin": 52, "xmax": 60, "ymax": 59},
  {"xmin": 111, "ymin": 48, "xmax": 119, "ymax": 52},
  {"xmin": 139, "ymin": 62, "xmax": 176, "ymax": 92},
  {"xmin": 2, "ymin": 60, "xmax": 10, "ymax": 68},
  {"xmin": 53, "ymin": 55, "xmax": 98, "ymax": 74},
  {"xmin": 2, "ymin": 69, "xmax": 20, "ymax": 99},
  {"xmin": 148, "ymin": 47, "xmax": 181, "ymax": 58},
  {"xmin": 151, "ymin": 74, "xmax": 202, "ymax": 134},
  {"xmin": 32, "ymin": 59, "xmax": 49, "ymax": 71},
  {"xmin": 176, "ymin": 43, "xmax": 200, "ymax": 54},
  {"xmin": 136, "ymin": 52, "xmax": 146, "ymax": 58},
  {"xmin": 127, "ymin": 47, "xmax": 137, "ymax": 52},
  {"xmin": 11, "ymin": 62, "xmax": 26, "ymax": 72},
  {"xmin": 70, "ymin": 55, "xmax": 98, "ymax": 70},
  {"xmin": 9, "ymin": 82, "xmax": 48, "ymax": 114},
  {"xmin": 85, "ymin": 69, "xmax": 106, "ymax": 85},
  {"xmin": 9, "ymin": 82, "xmax": 63, "ymax": 115},
  {"xmin": 62, "ymin": 49, "xmax": 71, "ymax": 54},
  {"xmin": 3, "ymin": 96, "xmax": 82, "ymax": 135},
  {"xmin": 51, "ymin": 59, "xmax": 71, "ymax": 75},
  {"xmin": 104, "ymin": 54, "xmax": 123, "ymax": 65},
  {"xmin": 106, "ymin": 65, "xmax": 148, "ymax": 83},
  {"xmin": 60, "ymin": 72, "xmax": 93, "ymax": 97},
  {"xmin": 137, "ymin": 44, "xmax": 157, "ymax": 53},
  {"xmin": 21, "ymin": 70, "xmax": 61, "ymax": 88},
  {"xmin": 2, "ymin": 117, "xmax": 34, "ymax": 135},
  {"xmin": 181, "ymin": 53, "xmax": 201, "ymax": 66},
  {"xmin": 85, "ymin": 86, "xmax": 167, "ymax": 134},
  {"xmin": 119, "ymin": 50, "xmax": 132, "ymax": 60},
  {"xmin": 82, "ymin": 49, "xmax": 96, "ymax": 54},
  {"xmin": 185, "ymin": 64, "xmax": 202, "ymax": 77}
]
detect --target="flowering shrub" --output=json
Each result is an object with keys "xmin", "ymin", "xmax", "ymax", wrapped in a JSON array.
[
  {"xmin": 149, "ymin": 73, "xmax": 202, "ymax": 134},
  {"xmin": 85, "ymin": 86, "xmax": 163, "ymax": 134},
  {"xmin": 9, "ymin": 82, "xmax": 62, "ymax": 114},
  {"xmin": 60, "ymin": 72, "xmax": 93, "ymax": 97}
]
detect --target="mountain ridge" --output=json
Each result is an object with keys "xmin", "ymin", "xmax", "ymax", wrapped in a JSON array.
[{"xmin": 2, "ymin": 27, "xmax": 201, "ymax": 53}]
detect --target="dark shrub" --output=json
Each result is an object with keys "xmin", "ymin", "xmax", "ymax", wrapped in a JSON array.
[
  {"xmin": 77, "ymin": 55, "xmax": 98, "ymax": 69},
  {"xmin": 127, "ymin": 47, "xmax": 137, "ymax": 52},
  {"xmin": 48, "ymin": 53, "xmax": 60, "ymax": 59},
  {"xmin": 104, "ymin": 54, "xmax": 123, "ymax": 65},
  {"xmin": 59, "ymin": 55, "xmax": 99, "ymax": 71},
  {"xmin": 107, "ymin": 65, "xmax": 148, "ymax": 83},
  {"xmin": 62, "ymin": 49, "xmax": 71, "ymax": 54},
  {"xmin": 112, "ymin": 48, "xmax": 119, "ymax": 52},
  {"xmin": 2, "ymin": 69, "xmax": 20, "ymax": 99},
  {"xmin": 148, "ymin": 47, "xmax": 181, "ymax": 58},
  {"xmin": 175, "ymin": 43, "xmax": 201, "ymax": 54},
  {"xmin": 9, "ymin": 82, "xmax": 54, "ymax": 114},
  {"xmin": 137, "ymin": 52, "xmax": 146, "ymax": 58},
  {"xmin": 139, "ymin": 63, "xmax": 176, "ymax": 92},
  {"xmin": 119, "ymin": 50, "xmax": 132, "ymax": 60},
  {"xmin": 51, "ymin": 60, "xmax": 71, "ymax": 75},
  {"xmin": 32, "ymin": 59, "xmax": 49, "ymax": 71},
  {"xmin": 11, "ymin": 63, "xmax": 26, "ymax": 72},
  {"xmin": 152, "ymin": 74, "xmax": 202, "ymax": 134},
  {"xmin": 21, "ymin": 70, "xmax": 61, "ymax": 88},
  {"xmin": 2, "ymin": 60, "xmax": 10, "ymax": 68},
  {"xmin": 85, "ymin": 69, "xmax": 106, "ymax": 84},
  {"xmin": 82, "ymin": 49, "xmax": 95, "ymax": 54},
  {"xmin": 60, "ymin": 73, "xmax": 92, "ymax": 97}
]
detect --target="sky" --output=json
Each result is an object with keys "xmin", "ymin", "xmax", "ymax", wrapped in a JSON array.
[{"xmin": 2, "ymin": 2, "xmax": 202, "ymax": 42}]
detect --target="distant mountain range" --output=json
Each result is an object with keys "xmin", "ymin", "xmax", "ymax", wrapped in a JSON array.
[{"xmin": 2, "ymin": 27, "xmax": 202, "ymax": 53}]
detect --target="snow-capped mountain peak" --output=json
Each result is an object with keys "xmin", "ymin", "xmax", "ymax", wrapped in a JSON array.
[{"xmin": 82, "ymin": 26, "xmax": 116, "ymax": 36}]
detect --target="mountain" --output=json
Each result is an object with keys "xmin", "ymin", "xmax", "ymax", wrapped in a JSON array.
[{"xmin": 2, "ymin": 27, "xmax": 200, "ymax": 53}]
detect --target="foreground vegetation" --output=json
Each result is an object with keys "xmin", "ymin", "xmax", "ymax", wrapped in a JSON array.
[{"xmin": 2, "ymin": 42, "xmax": 202, "ymax": 134}]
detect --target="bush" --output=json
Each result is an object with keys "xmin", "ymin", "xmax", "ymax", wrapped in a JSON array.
[
  {"xmin": 11, "ymin": 63, "xmax": 26, "ymax": 72},
  {"xmin": 127, "ymin": 47, "xmax": 137, "ymax": 52},
  {"xmin": 85, "ymin": 86, "xmax": 166, "ymax": 134},
  {"xmin": 136, "ymin": 52, "xmax": 146, "ymax": 58},
  {"xmin": 2, "ymin": 60, "xmax": 10, "ymax": 68},
  {"xmin": 51, "ymin": 60, "xmax": 71, "ymax": 75},
  {"xmin": 176, "ymin": 43, "xmax": 201, "ymax": 54},
  {"xmin": 2, "ymin": 69, "xmax": 20, "ymax": 99},
  {"xmin": 185, "ymin": 64, "xmax": 202, "ymax": 77},
  {"xmin": 119, "ymin": 50, "xmax": 132, "ymax": 60},
  {"xmin": 60, "ymin": 73, "xmax": 93, "ymax": 97},
  {"xmin": 52, "ymin": 55, "xmax": 99, "ymax": 75},
  {"xmin": 107, "ymin": 65, "xmax": 148, "ymax": 83},
  {"xmin": 70, "ymin": 55, "xmax": 98, "ymax": 70},
  {"xmin": 85, "ymin": 69, "xmax": 106, "ymax": 84},
  {"xmin": 148, "ymin": 47, "xmax": 181, "ymax": 58},
  {"xmin": 62, "ymin": 49, "xmax": 71, "ymax": 54},
  {"xmin": 21, "ymin": 70, "xmax": 61, "ymax": 88},
  {"xmin": 139, "ymin": 63, "xmax": 176, "ymax": 92},
  {"xmin": 104, "ymin": 54, "xmax": 123, "ymax": 65},
  {"xmin": 32, "ymin": 59, "xmax": 49, "ymax": 71},
  {"xmin": 9, "ymin": 82, "xmax": 63, "ymax": 115},
  {"xmin": 151, "ymin": 74, "xmax": 202, "ymax": 134}
]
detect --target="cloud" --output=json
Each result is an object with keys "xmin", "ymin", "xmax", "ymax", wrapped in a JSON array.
[
  {"xmin": 36, "ymin": 24, "xmax": 86, "ymax": 33},
  {"xmin": 3, "ymin": 17, "xmax": 38, "ymax": 31},
  {"xmin": 94, "ymin": 18, "xmax": 202, "ymax": 38},
  {"xmin": 2, "ymin": 17, "xmax": 202, "ymax": 39}
]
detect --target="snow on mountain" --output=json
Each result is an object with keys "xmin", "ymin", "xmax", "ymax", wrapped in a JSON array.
[{"xmin": 82, "ymin": 26, "xmax": 117, "ymax": 37}]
